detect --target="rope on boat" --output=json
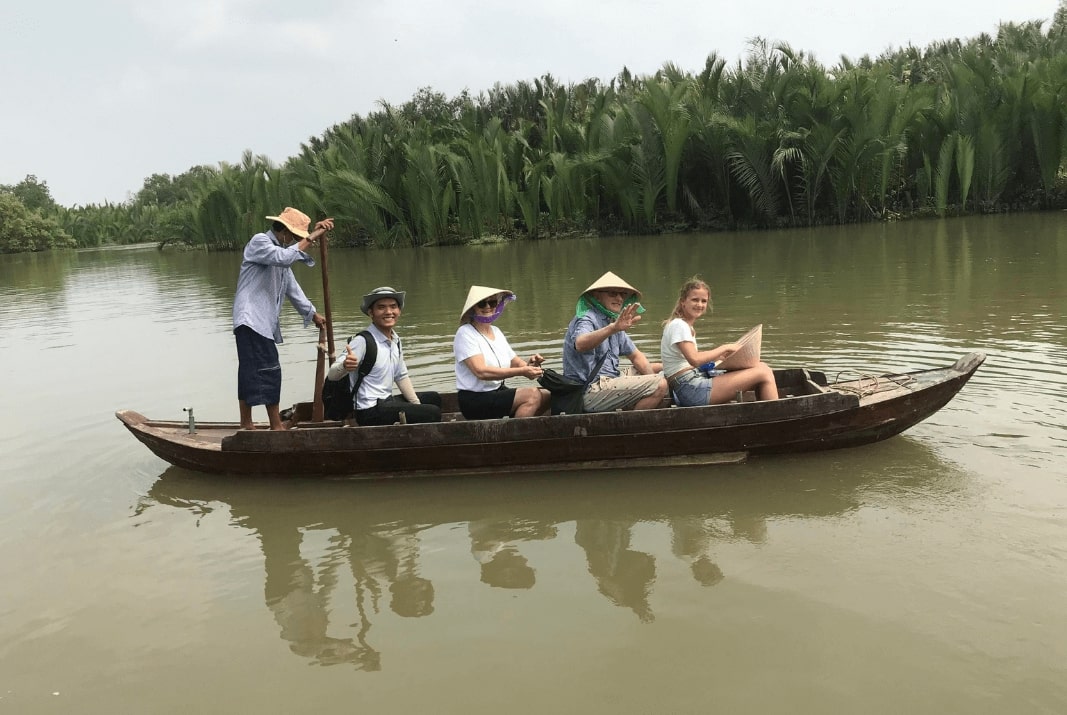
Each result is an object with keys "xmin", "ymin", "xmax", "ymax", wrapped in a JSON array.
[{"xmin": 831, "ymin": 371, "xmax": 916, "ymax": 397}]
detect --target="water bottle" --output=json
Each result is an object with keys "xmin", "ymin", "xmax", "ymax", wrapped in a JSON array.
[{"xmin": 699, "ymin": 361, "xmax": 716, "ymax": 377}]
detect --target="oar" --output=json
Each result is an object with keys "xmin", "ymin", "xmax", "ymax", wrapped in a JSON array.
[
  {"xmin": 312, "ymin": 221, "xmax": 336, "ymax": 422},
  {"xmin": 312, "ymin": 324, "xmax": 327, "ymax": 422},
  {"xmin": 319, "ymin": 224, "xmax": 337, "ymax": 360}
]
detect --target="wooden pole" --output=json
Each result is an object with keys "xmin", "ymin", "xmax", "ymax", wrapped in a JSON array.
[
  {"xmin": 312, "ymin": 325, "xmax": 326, "ymax": 422},
  {"xmin": 312, "ymin": 228, "xmax": 335, "ymax": 422},
  {"xmin": 319, "ymin": 230, "xmax": 336, "ymax": 359}
]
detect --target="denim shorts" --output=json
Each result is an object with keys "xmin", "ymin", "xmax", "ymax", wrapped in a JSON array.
[{"xmin": 669, "ymin": 369, "xmax": 711, "ymax": 407}]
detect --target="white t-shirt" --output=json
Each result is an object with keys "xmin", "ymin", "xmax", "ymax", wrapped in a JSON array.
[
  {"xmin": 661, "ymin": 318, "xmax": 697, "ymax": 377},
  {"xmin": 326, "ymin": 325, "xmax": 408, "ymax": 410},
  {"xmin": 453, "ymin": 323, "xmax": 517, "ymax": 392}
]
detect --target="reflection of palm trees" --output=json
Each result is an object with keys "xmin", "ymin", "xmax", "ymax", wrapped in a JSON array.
[
  {"xmin": 468, "ymin": 518, "xmax": 558, "ymax": 589},
  {"xmin": 574, "ymin": 521, "xmax": 656, "ymax": 623}
]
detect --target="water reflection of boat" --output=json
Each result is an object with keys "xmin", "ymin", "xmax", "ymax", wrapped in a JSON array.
[
  {"xmin": 138, "ymin": 440, "xmax": 968, "ymax": 668},
  {"xmin": 117, "ymin": 353, "xmax": 985, "ymax": 478}
]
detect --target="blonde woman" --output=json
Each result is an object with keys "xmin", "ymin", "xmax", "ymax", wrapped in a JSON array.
[
  {"xmin": 453, "ymin": 286, "xmax": 551, "ymax": 419},
  {"xmin": 660, "ymin": 278, "xmax": 778, "ymax": 407}
]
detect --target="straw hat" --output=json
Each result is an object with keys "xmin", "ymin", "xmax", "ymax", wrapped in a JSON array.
[
  {"xmin": 265, "ymin": 207, "xmax": 311, "ymax": 239},
  {"xmin": 716, "ymin": 324, "xmax": 763, "ymax": 371},
  {"xmin": 460, "ymin": 285, "xmax": 513, "ymax": 321},
  {"xmin": 583, "ymin": 271, "xmax": 641, "ymax": 299},
  {"xmin": 361, "ymin": 286, "xmax": 406, "ymax": 314}
]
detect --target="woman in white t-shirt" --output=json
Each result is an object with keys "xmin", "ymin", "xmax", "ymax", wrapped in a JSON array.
[
  {"xmin": 660, "ymin": 278, "xmax": 779, "ymax": 407},
  {"xmin": 453, "ymin": 285, "xmax": 551, "ymax": 420}
]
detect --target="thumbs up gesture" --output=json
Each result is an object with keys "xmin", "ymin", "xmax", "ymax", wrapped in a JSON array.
[{"xmin": 343, "ymin": 343, "xmax": 360, "ymax": 372}]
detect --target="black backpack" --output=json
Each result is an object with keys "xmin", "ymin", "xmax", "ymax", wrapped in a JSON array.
[
  {"xmin": 322, "ymin": 330, "xmax": 377, "ymax": 420},
  {"xmin": 537, "ymin": 352, "xmax": 608, "ymax": 415}
]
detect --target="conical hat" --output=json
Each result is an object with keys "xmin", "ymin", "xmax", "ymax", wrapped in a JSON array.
[
  {"xmin": 583, "ymin": 271, "xmax": 641, "ymax": 298},
  {"xmin": 460, "ymin": 285, "xmax": 513, "ymax": 321},
  {"xmin": 716, "ymin": 324, "xmax": 763, "ymax": 371}
]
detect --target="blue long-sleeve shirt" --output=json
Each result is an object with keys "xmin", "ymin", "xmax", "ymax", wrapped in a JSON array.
[{"xmin": 232, "ymin": 230, "xmax": 317, "ymax": 343}]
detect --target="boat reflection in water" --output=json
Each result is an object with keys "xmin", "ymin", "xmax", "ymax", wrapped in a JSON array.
[{"xmin": 137, "ymin": 437, "xmax": 969, "ymax": 669}]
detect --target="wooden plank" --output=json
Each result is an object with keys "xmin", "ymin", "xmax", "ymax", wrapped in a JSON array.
[{"xmin": 319, "ymin": 451, "xmax": 749, "ymax": 480}]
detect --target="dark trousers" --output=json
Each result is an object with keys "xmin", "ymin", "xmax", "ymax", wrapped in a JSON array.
[{"xmin": 355, "ymin": 392, "xmax": 442, "ymax": 426}]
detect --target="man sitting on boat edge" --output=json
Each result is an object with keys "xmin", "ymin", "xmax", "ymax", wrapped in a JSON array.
[
  {"xmin": 562, "ymin": 271, "xmax": 668, "ymax": 412},
  {"xmin": 326, "ymin": 286, "xmax": 442, "ymax": 426}
]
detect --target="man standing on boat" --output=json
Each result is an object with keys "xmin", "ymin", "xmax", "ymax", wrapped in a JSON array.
[
  {"xmin": 562, "ymin": 271, "xmax": 667, "ymax": 412},
  {"xmin": 233, "ymin": 207, "xmax": 333, "ymax": 430}
]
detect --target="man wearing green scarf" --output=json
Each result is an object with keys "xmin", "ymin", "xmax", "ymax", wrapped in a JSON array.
[{"xmin": 562, "ymin": 271, "xmax": 667, "ymax": 412}]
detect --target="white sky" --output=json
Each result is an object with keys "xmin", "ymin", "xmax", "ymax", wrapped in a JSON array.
[{"xmin": 2, "ymin": 0, "xmax": 1059, "ymax": 207}]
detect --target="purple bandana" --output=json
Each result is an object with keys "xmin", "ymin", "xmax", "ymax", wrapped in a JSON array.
[{"xmin": 473, "ymin": 294, "xmax": 516, "ymax": 324}]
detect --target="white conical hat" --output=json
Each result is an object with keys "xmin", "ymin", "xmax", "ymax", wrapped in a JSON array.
[
  {"xmin": 716, "ymin": 324, "xmax": 763, "ymax": 371},
  {"xmin": 583, "ymin": 271, "xmax": 641, "ymax": 298},
  {"xmin": 460, "ymin": 285, "xmax": 514, "ymax": 321}
]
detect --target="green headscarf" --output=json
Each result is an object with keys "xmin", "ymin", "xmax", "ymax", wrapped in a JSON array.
[{"xmin": 575, "ymin": 292, "xmax": 645, "ymax": 320}]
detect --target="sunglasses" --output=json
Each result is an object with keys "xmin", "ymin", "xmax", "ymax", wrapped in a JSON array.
[
  {"xmin": 598, "ymin": 290, "xmax": 630, "ymax": 298},
  {"xmin": 476, "ymin": 298, "xmax": 500, "ymax": 309}
]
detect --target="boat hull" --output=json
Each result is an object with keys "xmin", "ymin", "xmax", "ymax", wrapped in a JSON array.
[{"xmin": 116, "ymin": 353, "xmax": 985, "ymax": 479}]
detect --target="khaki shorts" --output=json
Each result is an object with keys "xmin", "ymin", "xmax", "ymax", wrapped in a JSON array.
[{"xmin": 583, "ymin": 373, "xmax": 663, "ymax": 412}]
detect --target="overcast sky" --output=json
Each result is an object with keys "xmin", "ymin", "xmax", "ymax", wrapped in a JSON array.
[{"xmin": 2, "ymin": 0, "xmax": 1059, "ymax": 207}]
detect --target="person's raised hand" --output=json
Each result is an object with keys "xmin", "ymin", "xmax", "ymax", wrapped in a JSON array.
[
  {"xmin": 343, "ymin": 344, "xmax": 359, "ymax": 372},
  {"xmin": 613, "ymin": 303, "xmax": 642, "ymax": 332}
]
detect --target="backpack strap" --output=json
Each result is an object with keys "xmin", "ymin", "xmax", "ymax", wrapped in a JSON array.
[
  {"xmin": 350, "ymin": 330, "xmax": 377, "ymax": 399},
  {"xmin": 583, "ymin": 351, "xmax": 611, "ymax": 388}
]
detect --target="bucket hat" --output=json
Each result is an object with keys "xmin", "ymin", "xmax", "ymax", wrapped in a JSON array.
[
  {"xmin": 361, "ymin": 286, "xmax": 406, "ymax": 315},
  {"xmin": 265, "ymin": 207, "xmax": 311, "ymax": 239}
]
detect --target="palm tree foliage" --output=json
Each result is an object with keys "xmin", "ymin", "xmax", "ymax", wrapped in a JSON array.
[{"xmin": 16, "ymin": 6, "xmax": 1067, "ymax": 253}]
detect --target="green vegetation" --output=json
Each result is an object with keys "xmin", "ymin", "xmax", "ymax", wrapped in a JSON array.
[
  {"xmin": 4, "ymin": 7, "xmax": 1067, "ymax": 253},
  {"xmin": 0, "ymin": 178, "xmax": 74, "ymax": 253}
]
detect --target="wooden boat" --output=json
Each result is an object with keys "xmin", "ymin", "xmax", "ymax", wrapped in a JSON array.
[{"xmin": 116, "ymin": 352, "xmax": 985, "ymax": 479}]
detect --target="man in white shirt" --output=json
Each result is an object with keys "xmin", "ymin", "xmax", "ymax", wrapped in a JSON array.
[{"xmin": 327, "ymin": 286, "xmax": 442, "ymax": 426}]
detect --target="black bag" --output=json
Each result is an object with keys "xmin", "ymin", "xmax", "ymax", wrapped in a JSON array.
[
  {"xmin": 537, "ymin": 353, "xmax": 608, "ymax": 415},
  {"xmin": 538, "ymin": 369, "xmax": 587, "ymax": 415},
  {"xmin": 323, "ymin": 330, "xmax": 377, "ymax": 420}
]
